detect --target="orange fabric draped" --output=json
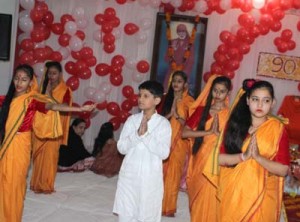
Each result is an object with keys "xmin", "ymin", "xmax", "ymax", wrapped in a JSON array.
[
  {"xmin": 162, "ymin": 90, "xmax": 194, "ymax": 215},
  {"xmin": 31, "ymin": 80, "xmax": 72, "ymax": 193},
  {"xmin": 187, "ymin": 108, "xmax": 229, "ymax": 222},
  {"xmin": 0, "ymin": 92, "xmax": 62, "ymax": 222},
  {"xmin": 217, "ymin": 117, "xmax": 286, "ymax": 222}
]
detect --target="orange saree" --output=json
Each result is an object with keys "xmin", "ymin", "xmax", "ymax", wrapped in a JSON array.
[
  {"xmin": 162, "ymin": 91, "xmax": 194, "ymax": 215},
  {"xmin": 187, "ymin": 108, "xmax": 229, "ymax": 222},
  {"xmin": 217, "ymin": 117, "xmax": 287, "ymax": 222},
  {"xmin": 0, "ymin": 92, "xmax": 62, "ymax": 222},
  {"xmin": 30, "ymin": 80, "xmax": 72, "ymax": 193}
]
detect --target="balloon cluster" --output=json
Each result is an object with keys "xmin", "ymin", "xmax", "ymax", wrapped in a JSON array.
[
  {"xmin": 94, "ymin": 7, "xmax": 120, "ymax": 53},
  {"xmin": 274, "ymin": 29, "xmax": 296, "ymax": 53}
]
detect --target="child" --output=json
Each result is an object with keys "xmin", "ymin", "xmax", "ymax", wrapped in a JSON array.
[
  {"xmin": 159, "ymin": 71, "xmax": 194, "ymax": 217},
  {"xmin": 182, "ymin": 75, "xmax": 231, "ymax": 222},
  {"xmin": 0, "ymin": 64, "xmax": 94, "ymax": 222},
  {"xmin": 31, "ymin": 61, "xmax": 73, "ymax": 194},
  {"xmin": 113, "ymin": 80, "xmax": 172, "ymax": 222},
  {"xmin": 216, "ymin": 79, "xmax": 290, "ymax": 221}
]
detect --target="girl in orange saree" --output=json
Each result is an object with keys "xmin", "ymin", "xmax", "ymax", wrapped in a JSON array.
[
  {"xmin": 159, "ymin": 71, "xmax": 194, "ymax": 217},
  {"xmin": 182, "ymin": 75, "xmax": 232, "ymax": 222},
  {"xmin": 214, "ymin": 79, "xmax": 290, "ymax": 222},
  {"xmin": 30, "ymin": 61, "xmax": 73, "ymax": 194},
  {"xmin": 0, "ymin": 64, "xmax": 94, "ymax": 222}
]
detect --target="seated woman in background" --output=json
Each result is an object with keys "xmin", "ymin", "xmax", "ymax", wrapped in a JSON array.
[
  {"xmin": 90, "ymin": 122, "xmax": 124, "ymax": 177},
  {"xmin": 58, "ymin": 118, "xmax": 94, "ymax": 172}
]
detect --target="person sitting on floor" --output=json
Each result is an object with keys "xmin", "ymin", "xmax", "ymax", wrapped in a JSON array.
[
  {"xmin": 90, "ymin": 122, "xmax": 124, "ymax": 178},
  {"xmin": 58, "ymin": 118, "xmax": 94, "ymax": 172}
]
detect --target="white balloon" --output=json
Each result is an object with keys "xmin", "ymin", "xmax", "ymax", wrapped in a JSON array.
[
  {"xmin": 132, "ymin": 72, "xmax": 144, "ymax": 83},
  {"xmin": 19, "ymin": 10, "xmax": 30, "ymax": 19},
  {"xmin": 149, "ymin": 0, "xmax": 161, "ymax": 8},
  {"xmin": 69, "ymin": 36, "xmax": 83, "ymax": 52},
  {"xmin": 58, "ymin": 47, "xmax": 70, "ymax": 60},
  {"xmin": 76, "ymin": 18, "xmax": 89, "ymax": 30},
  {"xmin": 84, "ymin": 86, "xmax": 97, "ymax": 100},
  {"xmin": 161, "ymin": 0, "xmax": 171, "ymax": 3},
  {"xmin": 252, "ymin": 0, "xmax": 265, "ymax": 9},
  {"xmin": 33, "ymin": 63, "xmax": 45, "ymax": 79},
  {"xmin": 99, "ymin": 82, "xmax": 112, "ymax": 94},
  {"xmin": 112, "ymin": 28, "xmax": 121, "ymax": 39},
  {"xmin": 139, "ymin": 18, "xmax": 152, "ymax": 30},
  {"xmin": 92, "ymin": 90, "xmax": 106, "ymax": 103},
  {"xmin": 170, "ymin": 0, "xmax": 182, "ymax": 8},
  {"xmin": 231, "ymin": 24, "xmax": 240, "ymax": 34},
  {"xmin": 20, "ymin": 0, "xmax": 35, "ymax": 10},
  {"xmin": 65, "ymin": 21, "xmax": 78, "ymax": 36},
  {"xmin": 193, "ymin": 1, "xmax": 208, "ymax": 13},
  {"xmin": 93, "ymin": 30, "xmax": 102, "ymax": 42},
  {"xmin": 18, "ymin": 32, "xmax": 30, "ymax": 44},
  {"xmin": 34, "ymin": 41, "xmax": 46, "ymax": 48},
  {"xmin": 18, "ymin": 17, "xmax": 33, "ymax": 33},
  {"xmin": 220, "ymin": 0, "xmax": 231, "ymax": 10},
  {"xmin": 135, "ymin": 32, "xmax": 148, "ymax": 44},
  {"xmin": 250, "ymin": 9, "xmax": 261, "ymax": 23},
  {"xmin": 125, "ymin": 57, "xmax": 137, "ymax": 70},
  {"xmin": 72, "ymin": 7, "xmax": 85, "ymax": 20},
  {"xmin": 138, "ymin": 0, "xmax": 149, "ymax": 6}
]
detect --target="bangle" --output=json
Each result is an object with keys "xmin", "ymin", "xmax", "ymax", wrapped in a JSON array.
[{"xmin": 239, "ymin": 153, "xmax": 245, "ymax": 162}]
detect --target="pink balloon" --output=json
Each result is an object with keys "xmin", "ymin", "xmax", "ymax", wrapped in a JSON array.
[
  {"xmin": 69, "ymin": 36, "xmax": 83, "ymax": 52},
  {"xmin": 84, "ymin": 86, "xmax": 96, "ymax": 99},
  {"xmin": 93, "ymin": 90, "xmax": 106, "ymax": 103},
  {"xmin": 99, "ymin": 82, "xmax": 112, "ymax": 94},
  {"xmin": 64, "ymin": 21, "xmax": 77, "ymax": 35}
]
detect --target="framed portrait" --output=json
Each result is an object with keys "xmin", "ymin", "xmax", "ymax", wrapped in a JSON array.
[{"xmin": 150, "ymin": 12, "xmax": 208, "ymax": 98}]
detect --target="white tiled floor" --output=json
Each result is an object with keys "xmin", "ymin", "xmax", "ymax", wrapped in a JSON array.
[{"xmin": 23, "ymin": 171, "xmax": 190, "ymax": 222}]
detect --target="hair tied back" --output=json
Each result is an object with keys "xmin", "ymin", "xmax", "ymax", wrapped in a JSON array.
[{"xmin": 243, "ymin": 79, "xmax": 256, "ymax": 91}]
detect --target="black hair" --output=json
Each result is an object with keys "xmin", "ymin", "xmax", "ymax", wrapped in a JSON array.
[
  {"xmin": 192, "ymin": 76, "xmax": 232, "ymax": 155},
  {"xmin": 41, "ymin": 61, "xmax": 62, "ymax": 94},
  {"xmin": 71, "ymin": 118, "xmax": 86, "ymax": 127},
  {"xmin": 92, "ymin": 122, "xmax": 114, "ymax": 156},
  {"xmin": 0, "ymin": 64, "xmax": 34, "ymax": 144},
  {"xmin": 161, "ymin": 71, "xmax": 188, "ymax": 117},
  {"xmin": 138, "ymin": 80, "xmax": 164, "ymax": 99},
  {"xmin": 224, "ymin": 79, "xmax": 274, "ymax": 154}
]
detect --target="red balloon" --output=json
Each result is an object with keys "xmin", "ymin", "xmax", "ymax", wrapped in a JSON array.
[
  {"xmin": 76, "ymin": 30, "xmax": 86, "ymax": 41},
  {"xmin": 110, "ymin": 17, "xmax": 120, "ymax": 28},
  {"xmin": 219, "ymin": 31, "xmax": 231, "ymax": 43},
  {"xmin": 84, "ymin": 118, "xmax": 91, "ymax": 129},
  {"xmin": 274, "ymin": 37, "xmax": 282, "ymax": 46},
  {"xmin": 227, "ymin": 48, "xmax": 240, "ymax": 59},
  {"xmin": 214, "ymin": 52, "xmax": 227, "ymax": 66},
  {"xmin": 270, "ymin": 21, "xmax": 282, "ymax": 32},
  {"xmin": 94, "ymin": 14, "xmax": 105, "ymax": 25},
  {"xmin": 277, "ymin": 42, "xmax": 288, "ymax": 53},
  {"xmin": 30, "ymin": 9, "xmax": 44, "ymax": 23},
  {"xmin": 51, "ymin": 23, "xmax": 64, "ymax": 35},
  {"xmin": 80, "ymin": 111, "xmax": 91, "ymax": 119},
  {"xmin": 224, "ymin": 70, "xmax": 235, "ymax": 79},
  {"xmin": 225, "ymin": 60, "xmax": 240, "ymax": 71},
  {"xmin": 110, "ymin": 74, "xmax": 123, "ymax": 86},
  {"xmin": 75, "ymin": 60, "xmax": 88, "ymax": 73},
  {"xmin": 83, "ymin": 100, "xmax": 95, "ymax": 106},
  {"xmin": 35, "ymin": 1, "xmax": 48, "ymax": 14},
  {"xmin": 109, "ymin": 116, "xmax": 121, "ymax": 131},
  {"xmin": 107, "ymin": 102, "xmax": 121, "ymax": 116},
  {"xmin": 238, "ymin": 43, "xmax": 250, "ymax": 55},
  {"xmin": 238, "ymin": 13, "xmax": 255, "ymax": 28},
  {"xmin": 96, "ymin": 101, "xmax": 107, "ymax": 110},
  {"xmin": 129, "ymin": 94, "xmax": 138, "ymax": 106},
  {"xmin": 260, "ymin": 14, "xmax": 274, "ymax": 27},
  {"xmin": 33, "ymin": 48, "xmax": 48, "ymax": 62},
  {"xmin": 118, "ymin": 110, "xmax": 130, "ymax": 123},
  {"xmin": 110, "ymin": 64, "xmax": 122, "ymax": 75},
  {"xmin": 86, "ymin": 56, "xmax": 97, "ymax": 67},
  {"xmin": 249, "ymin": 25, "xmax": 260, "ymax": 38},
  {"xmin": 80, "ymin": 47, "xmax": 93, "ymax": 60},
  {"xmin": 31, "ymin": 29, "xmax": 46, "ymax": 42},
  {"xmin": 20, "ymin": 39, "xmax": 34, "ymax": 51},
  {"xmin": 103, "ymin": 43, "xmax": 115, "ymax": 53},
  {"xmin": 78, "ymin": 68, "xmax": 92, "ymax": 80},
  {"xmin": 281, "ymin": 29, "xmax": 293, "ymax": 41},
  {"xmin": 203, "ymin": 72, "xmax": 212, "ymax": 83},
  {"xmin": 71, "ymin": 51, "xmax": 82, "ymax": 60},
  {"xmin": 104, "ymin": 8, "xmax": 116, "ymax": 18},
  {"xmin": 58, "ymin": 33, "xmax": 71, "ymax": 47},
  {"xmin": 101, "ymin": 23, "xmax": 113, "ymax": 34},
  {"xmin": 121, "ymin": 99, "xmax": 133, "ymax": 111},
  {"xmin": 122, "ymin": 85, "xmax": 134, "ymax": 98},
  {"xmin": 43, "ymin": 11, "xmax": 54, "ymax": 26},
  {"xmin": 65, "ymin": 61, "xmax": 77, "ymax": 75},
  {"xmin": 66, "ymin": 76, "xmax": 80, "ymax": 91},
  {"xmin": 298, "ymin": 83, "xmax": 300, "ymax": 91},
  {"xmin": 19, "ymin": 51, "xmax": 34, "ymax": 65},
  {"xmin": 95, "ymin": 63, "xmax": 110, "ymax": 76},
  {"xmin": 111, "ymin": 55, "xmax": 125, "ymax": 66},
  {"xmin": 60, "ymin": 14, "xmax": 75, "ymax": 26},
  {"xmin": 103, "ymin": 33, "xmax": 115, "ymax": 45},
  {"xmin": 272, "ymin": 9, "xmax": 285, "ymax": 21},
  {"xmin": 116, "ymin": 0, "xmax": 127, "ymax": 4},
  {"xmin": 124, "ymin": 23, "xmax": 139, "ymax": 35},
  {"xmin": 287, "ymin": 40, "xmax": 296, "ymax": 50},
  {"xmin": 49, "ymin": 51, "xmax": 62, "ymax": 62},
  {"xmin": 217, "ymin": 44, "xmax": 228, "ymax": 54},
  {"xmin": 136, "ymin": 60, "xmax": 149, "ymax": 73},
  {"xmin": 210, "ymin": 62, "xmax": 223, "ymax": 74},
  {"xmin": 297, "ymin": 21, "xmax": 300, "ymax": 31}
]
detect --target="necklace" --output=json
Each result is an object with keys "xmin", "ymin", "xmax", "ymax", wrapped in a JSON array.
[{"xmin": 165, "ymin": 13, "xmax": 199, "ymax": 71}]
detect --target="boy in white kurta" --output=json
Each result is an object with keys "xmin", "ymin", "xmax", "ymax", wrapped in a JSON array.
[{"xmin": 113, "ymin": 80, "xmax": 172, "ymax": 222}]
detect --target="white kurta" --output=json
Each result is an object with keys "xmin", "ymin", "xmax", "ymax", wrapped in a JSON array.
[{"xmin": 113, "ymin": 112, "xmax": 172, "ymax": 222}]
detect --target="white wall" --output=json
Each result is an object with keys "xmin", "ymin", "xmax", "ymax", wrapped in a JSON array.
[{"xmin": 0, "ymin": 0, "xmax": 18, "ymax": 95}]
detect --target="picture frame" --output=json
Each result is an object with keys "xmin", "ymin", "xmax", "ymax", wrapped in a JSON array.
[{"xmin": 150, "ymin": 12, "xmax": 208, "ymax": 98}]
